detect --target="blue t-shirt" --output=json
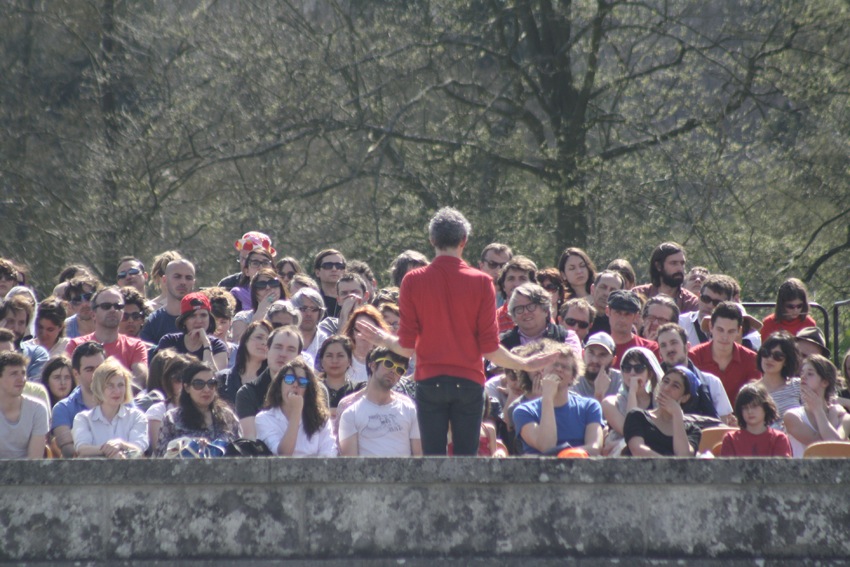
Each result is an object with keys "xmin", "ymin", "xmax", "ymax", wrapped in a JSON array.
[
  {"xmin": 52, "ymin": 387, "xmax": 91, "ymax": 431},
  {"xmin": 21, "ymin": 342, "xmax": 49, "ymax": 381},
  {"xmin": 140, "ymin": 308, "xmax": 178, "ymax": 345},
  {"xmin": 64, "ymin": 315, "xmax": 80, "ymax": 339},
  {"xmin": 513, "ymin": 394, "xmax": 603, "ymax": 454}
]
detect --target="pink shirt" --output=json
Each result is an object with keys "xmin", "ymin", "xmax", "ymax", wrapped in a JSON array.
[{"xmin": 67, "ymin": 333, "xmax": 148, "ymax": 371}]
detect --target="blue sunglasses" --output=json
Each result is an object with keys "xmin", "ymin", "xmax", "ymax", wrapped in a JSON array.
[{"xmin": 282, "ymin": 374, "xmax": 309, "ymax": 388}]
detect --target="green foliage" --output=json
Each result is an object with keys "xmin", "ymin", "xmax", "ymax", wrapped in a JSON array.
[{"xmin": 0, "ymin": 0, "xmax": 848, "ymax": 361}]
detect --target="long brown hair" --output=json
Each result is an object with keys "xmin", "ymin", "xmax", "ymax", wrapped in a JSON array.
[{"xmin": 263, "ymin": 357, "xmax": 329, "ymax": 438}]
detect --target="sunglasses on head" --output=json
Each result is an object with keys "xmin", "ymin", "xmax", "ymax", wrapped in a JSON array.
[
  {"xmin": 95, "ymin": 302, "xmax": 125, "ymax": 311},
  {"xmin": 254, "ymin": 279, "xmax": 280, "ymax": 290},
  {"xmin": 699, "ymin": 294, "xmax": 722, "ymax": 307},
  {"xmin": 374, "ymin": 357, "xmax": 406, "ymax": 376},
  {"xmin": 564, "ymin": 317, "xmax": 589, "ymax": 329},
  {"xmin": 621, "ymin": 362, "xmax": 647, "ymax": 374},
  {"xmin": 320, "ymin": 261, "xmax": 346, "ymax": 271},
  {"xmin": 760, "ymin": 349, "xmax": 786, "ymax": 362},
  {"xmin": 70, "ymin": 292, "xmax": 94, "ymax": 305},
  {"xmin": 117, "ymin": 267, "xmax": 142, "ymax": 279},
  {"xmin": 122, "ymin": 312, "xmax": 145, "ymax": 321},
  {"xmin": 190, "ymin": 378, "xmax": 218, "ymax": 391},
  {"xmin": 282, "ymin": 374, "xmax": 309, "ymax": 388}
]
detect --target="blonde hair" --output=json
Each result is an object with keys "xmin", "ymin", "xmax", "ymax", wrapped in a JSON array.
[{"xmin": 91, "ymin": 357, "xmax": 133, "ymax": 405}]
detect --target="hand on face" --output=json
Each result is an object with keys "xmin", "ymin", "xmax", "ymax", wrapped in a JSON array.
[
  {"xmin": 540, "ymin": 373, "xmax": 560, "ymax": 399},
  {"xmin": 656, "ymin": 390, "xmax": 684, "ymax": 419},
  {"xmin": 284, "ymin": 388, "xmax": 305, "ymax": 418}
]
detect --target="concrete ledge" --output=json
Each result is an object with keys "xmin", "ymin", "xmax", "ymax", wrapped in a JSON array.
[{"xmin": 2, "ymin": 458, "xmax": 848, "ymax": 563}]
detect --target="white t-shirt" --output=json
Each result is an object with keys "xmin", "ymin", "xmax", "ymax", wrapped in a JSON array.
[
  {"xmin": 347, "ymin": 357, "xmax": 368, "ymax": 385},
  {"xmin": 0, "ymin": 395, "xmax": 49, "ymax": 459},
  {"xmin": 338, "ymin": 394, "xmax": 420, "ymax": 457},
  {"xmin": 699, "ymin": 370, "xmax": 733, "ymax": 418},
  {"xmin": 145, "ymin": 400, "xmax": 177, "ymax": 423},
  {"xmin": 255, "ymin": 406, "xmax": 337, "ymax": 457}
]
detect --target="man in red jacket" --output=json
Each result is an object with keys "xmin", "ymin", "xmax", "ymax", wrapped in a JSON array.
[{"xmin": 357, "ymin": 207, "xmax": 556, "ymax": 455}]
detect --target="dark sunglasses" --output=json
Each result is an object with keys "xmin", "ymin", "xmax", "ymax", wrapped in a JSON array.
[
  {"xmin": 70, "ymin": 292, "xmax": 94, "ymax": 305},
  {"xmin": 375, "ymin": 358, "xmax": 406, "ymax": 376},
  {"xmin": 298, "ymin": 306, "xmax": 322, "ymax": 314},
  {"xmin": 484, "ymin": 260, "xmax": 507, "ymax": 270},
  {"xmin": 760, "ymin": 349, "xmax": 786, "ymax": 362},
  {"xmin": 621, "ymin": 362, "xmax": 647, "ymax": 374},
  {"xmin": 190, "ymin": 378, "xmax": 218, "ymax": 391},
  {"xmin": 279, "ymin": 271, "xmax": 296, "ymax": 279},
  {"xmin": 320, "ymin": 261, "xmax": 346, "ymax": 271},
  {"xmin": 117, "ymin": 267, "xmax": 142, "ymax": 279},
  {"xmin": 254, "ymin": 279, "xmax": 280, "ymax": 290},
  {"xmin": 248, "ymin": 259, "xmax": 273, "ymax": 268},
  {"xmin": 282, "ymin": 374, "xmax": 310, "ymax": 388},
  {"xmin": 699, "ymin": 294, "xmax": 722, "ymax": 307},
  {"xmin": 564, "ymin": 317, "xmax": 590, "ymax": 329},
  {"xmin": 542, "ymin": 283, "xmax": 561, "ymax": 292},
  {"xmin": 95, "ymin": 302, "xmax": 125, "ymax": 311},
  {"xmin": 122, "ymin": 312, "xmax": 145, "ymax": 321}
]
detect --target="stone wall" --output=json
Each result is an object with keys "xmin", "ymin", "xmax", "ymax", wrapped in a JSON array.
[{"xmin": 1, "ymin": 458, "xmax": 848, "ymax": 563}]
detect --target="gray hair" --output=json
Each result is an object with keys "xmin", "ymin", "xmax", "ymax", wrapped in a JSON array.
[
  {"xmin": 428, "ymin": 207, "xmax": 472, "ymax": 250},
  {"xmin": 291, "ymin": 287, "xmax": 326, "ymax": 313},
  {"xmin": 508, "ymin": 282, "xmax": 551, "ymax": 321},
  {"xmin": 266, "ymin": 300, "xmax": 302, "ymax": 326}
]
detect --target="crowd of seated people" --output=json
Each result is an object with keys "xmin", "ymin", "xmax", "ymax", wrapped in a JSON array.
[{"xmin": 1, "ymin": 232, "xmax": 850, "ymax": 460}]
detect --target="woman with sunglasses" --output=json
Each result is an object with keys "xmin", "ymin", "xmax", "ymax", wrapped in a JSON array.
[
  {"xmin": 230, "ymin": 249, "xmax": 276, "ymax": 314},
  {"xmin": 155, "ymin": 359, "xmax": 241, "ymax": 457},
  {"xmin": 255, "ymin": 358, "xmax": 336, "ymax": 456},
  {"xmin": 784, "ymin": 354, "xmax": 850, "ymax": 457},
  {"xmin": 341, "ymin": 305, "xmax": 390, "ymax": 386},
  {"xmin": 753, "ymin": 331, "xmax": 801, "ymax": 430},
  {"xmin": 230, "ymin": 268, "xmax": 286, "ymax": 344},
  {"xmin": 624, "ymin": 366, "xmax": 703, "ymax": 457},
  {"xmin": 536, "ymin": 268, "xmax": 566, "ymax": 317},
  {"xmin": 275, "ymin": 257, "xmax": 303, "ymax": 296},
  {"xmin": 601, "ymin": 347, "xmax": 663, "ymax": 456},
  {"xmin": 760, "ymin": 278, "xmax": 816, "ymax": 343}
]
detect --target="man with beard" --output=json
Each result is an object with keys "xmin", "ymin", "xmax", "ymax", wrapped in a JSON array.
[
  {"xmin": 338, "ymin": 346, "xmax": 422, "ymax": 457},
  {"xmin": 570, "ymin": 332, "xmax": 622, "ymax": 402},
  {"xmin": 66, "ymin": 287, "xmax": 148, "ymax": 390},
  {"xmin": 655, "ymin": 322, "xmax": 733, "ymax": 424},
  {"xmin": 633, "ymin": 242, "xmax": 699, "ymax": 314},
  {"xmin": 141, "ymin": 259, "xmax": 196, "ymax": 345}
]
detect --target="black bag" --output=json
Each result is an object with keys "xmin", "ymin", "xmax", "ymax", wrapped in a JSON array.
[{"xmin": 224, "ymin": 438, "xmax": 274, "ymax": 457}]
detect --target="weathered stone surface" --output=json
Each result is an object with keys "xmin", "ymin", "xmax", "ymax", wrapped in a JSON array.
[{"xmin": 1, "ymin": 458, "xmax": 849, "ymax": 563}]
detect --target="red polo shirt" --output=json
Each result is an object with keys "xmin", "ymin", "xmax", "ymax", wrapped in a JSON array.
[
  {"xmin": 611, "ymin": 335, "xmax": 660, "ymax": 370},
  {"xmin": 398, "ymin": 255, "xmax": 500, "ymax": 385},
  {"xmin": 689, "ymin": 341, "xmax": 759, "ymax": 402}
]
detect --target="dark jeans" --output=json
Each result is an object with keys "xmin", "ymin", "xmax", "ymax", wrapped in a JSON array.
[{"xmin": 415, "ymin": 376, "xmax": 484, "ymax": 456}]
